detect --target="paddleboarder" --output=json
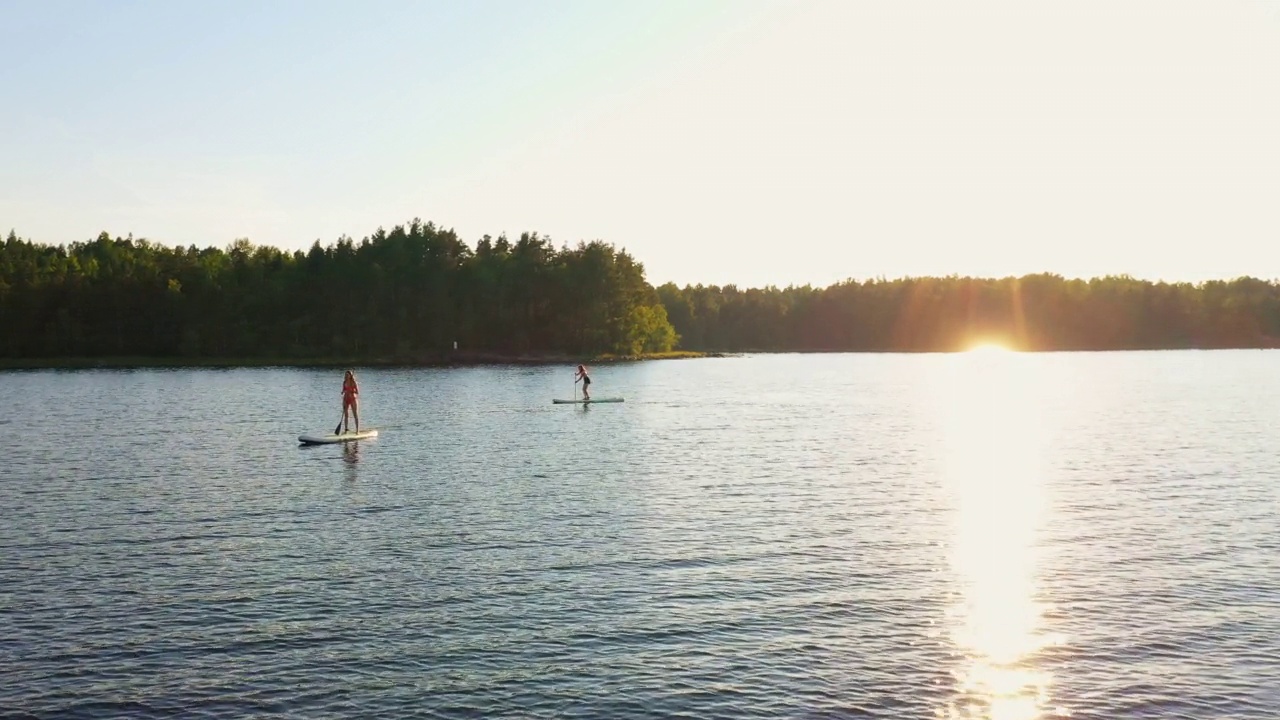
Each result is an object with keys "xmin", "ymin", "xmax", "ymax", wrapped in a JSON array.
[
  {"xmin": 574, "ymin": 364, "xmax": 591, "ymax": 401},
  {"xmin": 342, "ymin": 369, "xmax": 360, "ymax": 433}
]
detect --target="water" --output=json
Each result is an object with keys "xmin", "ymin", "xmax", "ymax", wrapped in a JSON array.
[{"xmin": 3, "ymin": 351, "xmax": 1279, "ymax": 719}]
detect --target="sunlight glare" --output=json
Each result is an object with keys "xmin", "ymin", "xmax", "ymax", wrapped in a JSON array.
[{"xmin": 931, "ymin": 349, "xmax": 1060, "ymax": 720}]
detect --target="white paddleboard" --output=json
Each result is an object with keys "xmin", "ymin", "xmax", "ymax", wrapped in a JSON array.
[
  {"xmin": 298, "ymin": 429, "xmax": 378, "ymax": 445},
  {"xmin": 552, "ymin": 397, "xmax": 624, "ymax": 404}
]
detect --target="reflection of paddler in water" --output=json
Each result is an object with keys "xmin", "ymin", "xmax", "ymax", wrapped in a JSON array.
[
  {"xmin": 342, "ymin": 441, "xmax": 360, "ymax": 466},
  {"xmin": 341, "ymin": 369, "xmax": 360, "ymax": 433}
]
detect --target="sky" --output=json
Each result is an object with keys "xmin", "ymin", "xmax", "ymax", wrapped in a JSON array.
[{"xmin": 2, "ymin": 0, "xmax": 1279, "ymax": 288}]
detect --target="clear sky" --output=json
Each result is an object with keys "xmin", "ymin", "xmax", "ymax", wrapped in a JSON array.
[{"xmin": 3, "ymin": 0, "xmax": 1278, "ymax": 288}]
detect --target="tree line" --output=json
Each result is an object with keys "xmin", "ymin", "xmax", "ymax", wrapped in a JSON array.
[
  {"xmin": 5, "ymin": 221, "xmax": 1280, "ymax": 361},
  {"xmin": 0, "ymin": 222, "xmax": 677, "ymax": 360},
  {"xmin": 656, "ymin": 274, "xmax": 1280, "ymax": 352}
]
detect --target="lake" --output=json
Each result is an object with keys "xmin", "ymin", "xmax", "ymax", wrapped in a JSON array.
[{"xmin": 3, "ymin": 351, "xmax": 1278, "ymax": 718}]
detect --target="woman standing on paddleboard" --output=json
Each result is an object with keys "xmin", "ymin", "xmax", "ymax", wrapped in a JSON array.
[
  {"xmin": 574, "ymin": 364, "xmax": 591, "ymax": 400},
  {"xmin": 342, "ymin": 369, "xmax": 360, "ymax": 433}
]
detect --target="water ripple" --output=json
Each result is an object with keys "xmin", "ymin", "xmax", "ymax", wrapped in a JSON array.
[{"xmin": 3, "ymin": 353, "xmax": 1279, "ymax": 718}]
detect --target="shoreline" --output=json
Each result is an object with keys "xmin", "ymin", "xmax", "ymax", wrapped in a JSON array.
[
  {"xmin": 2, "ymin": 345, "xmax": 1275, "ymax": 370},
  {"xmin": 0, "ymin": 350, "xmax": 723, "ymax": 371}
]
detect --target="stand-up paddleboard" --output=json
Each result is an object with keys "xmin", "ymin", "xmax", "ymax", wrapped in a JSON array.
[
  {"xmin": 552, "ymin": 397, "xmax": 624, "ymax": 404},
  {"xmin": 298, "ymin": 429, "xmax": 378, "ymax": 445}
]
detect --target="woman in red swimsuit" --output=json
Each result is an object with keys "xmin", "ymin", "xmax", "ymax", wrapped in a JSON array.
[{"xmin": 341, "ymin": 369, "xmax": 360, "ymax": 433}]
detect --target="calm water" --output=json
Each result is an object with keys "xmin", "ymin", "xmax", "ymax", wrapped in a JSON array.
[{"xmin": 3, "ymin": 351, "xmax": 1279, "ymax": 719}]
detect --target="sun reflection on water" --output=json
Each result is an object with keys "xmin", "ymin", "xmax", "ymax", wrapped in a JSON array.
[{"xmin": 934, "ymin": 349, "xmax": 1062, "ymax": 719}]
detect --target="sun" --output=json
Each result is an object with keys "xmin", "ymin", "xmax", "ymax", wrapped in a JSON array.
[{"xmin": 966, "ymin": 341, "xmax": 1012, "ymax": 353}]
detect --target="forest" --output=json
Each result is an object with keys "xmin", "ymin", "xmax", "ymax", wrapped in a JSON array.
[
  {"xmin": 0, "ymin": 222, "xmax": 677, "ymax": 361},
  {"xmin": 4, "ymin": 221, "xmax": 1280, "ymax": 362},
  {"xmin": 657, "ymin": 274, "xmax": 1280, "ymax": 352}
]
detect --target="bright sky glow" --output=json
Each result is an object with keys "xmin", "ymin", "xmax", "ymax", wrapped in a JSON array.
[{"xmin": 3, "ymin": 0, "xmax": 1278, "ymax": 288}]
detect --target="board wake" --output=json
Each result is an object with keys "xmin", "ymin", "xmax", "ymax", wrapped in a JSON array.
[
  {"xmin": 552, "ymin": 397, "xmax": 624, "ymax": 404},
  {"xmin": 298, "ymin": 429, "xmax": 379, "ymax": 445}
]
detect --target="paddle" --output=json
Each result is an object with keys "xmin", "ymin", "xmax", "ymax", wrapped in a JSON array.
[{"xmin": 334, "ymin": 411, "xmax": 344, "ymax": 436}]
